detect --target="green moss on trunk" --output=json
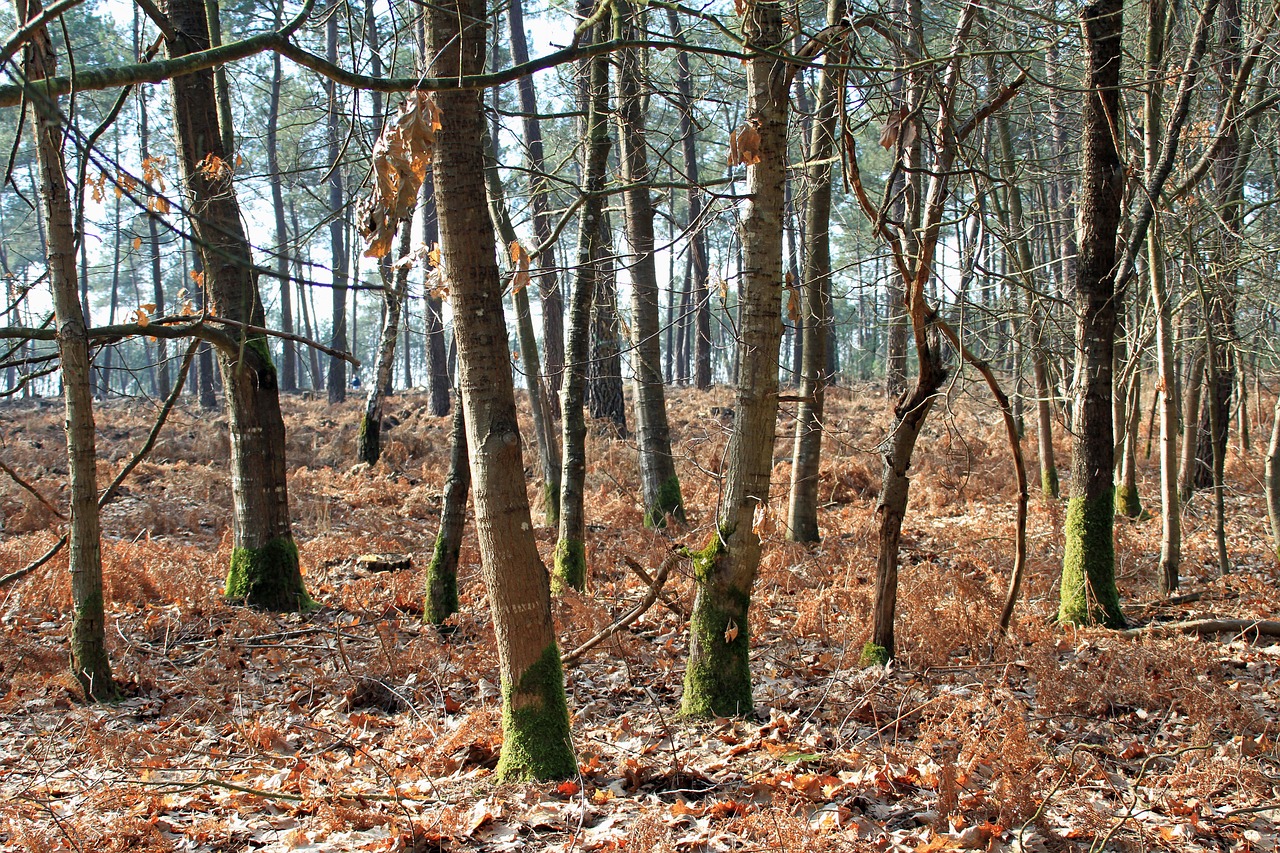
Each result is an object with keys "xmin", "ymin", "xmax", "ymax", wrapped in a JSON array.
[
  {"xmin": 681, "ymin": 531, "xmax": 753, "ymax": 718},
  {"xmin": 643, "ymin": 475, "xmax": 686, "ymax": 528},
  {"xmin": 357, "ymin": 412, "xmax": 381, "ymax": 465},
  {"xmin": 71, "ymin": 589, "xmax": 117, "ymax": 702},
  {"xmin": 1041, "ymin": 466, "xmax": 1059, "ymax": 498},
  {"xmin": 496, "ymin": 643, "xmax": 577, "ymax": 781},
  {"xmin": 859, "ymin": 642, "xmax": 889, "ymax": 667},
  {"xmin": 552, "ymin": 538, "xmax": 586, "ymax": 593},
  {"xmin": 543, "ymin": 481, "xmax": 560, "ymax": 529},
  {"xmin": 225, "ymin": 536, "xmax": 314, "ymax": 612},
  {"xmin": 424, "ymin": 532, "xmax": 459, "ymax": 626},
  {"xmin": 1114, "ymin": 484, "xmax": 1142, "ymax": 519},
  {"xmin": 1058, "ymin": 490, "xmax": 1125, "ymax": 628}
]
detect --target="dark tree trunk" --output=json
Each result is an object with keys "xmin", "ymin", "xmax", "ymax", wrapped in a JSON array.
[
  {"xmin": 1059, "ymin": 0, "xmax": 1125, "ymax": 629},
  {"xmin": 426, "ymin": 388, "xmax": 468, "ymax": 625},
  {"xmin": 166, "ymin": 0, "xmax": 310, "ymax": 611},
  {"xmin": 267, "ymin": 9, "xmax": 296, "ymax": 393},
  {"xmin": 325, "ymin": 15, "xmax": 348, "ymax": 403}
]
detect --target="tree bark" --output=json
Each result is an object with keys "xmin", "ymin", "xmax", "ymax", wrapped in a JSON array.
[
  {"xmin": 358, "ymin": 221, "xmax": 411, "ymax": 465},
  {"xmin": 424, "ymin": 0, "xmax": 575, "ymax": 780},
  {"xmin": 554, "ymin": 26, "xmax": 609, "ymax": 593},
  {"xmin": 682, "ymin": 0, "xmax": 786, "ymax": 718},
  {"xmin": 266, "ymin": 16, "xmax": 296, "ymax": 394},
  {"xmin": 616, "ymin": 1, "xmax": 684, "ymax": 528},
  {"xmin": 1059, "ymin": 0, "xmax": 1125, "ymax": 629},
  {"xmin": 325, "ymin": 14, "xmax": 348, "ymax": 403},
  {"xmin": 507, "ymin": 0, "xmax": 564, "ymax": 398},
  {"xmin": 166, "ymin": 0, "xmax": 309, "ymax": 611},
  {"xmin": 421, "ymin": 173, "xmax": 450, "ymax": 416},
  {"xmin": 786, "ymin": 0, "xmax": 843, "ymax": 543},
  {"xmin": 22, "ymin": 0, "xmax": 115, "ymax": 700},
  {"xmin": 426, "ymin": 389, "xmax": 468, "ymax": 626},
  {"xmin": 1266, "ymin": 393, "xmax": 1280, "ymax": 561}
]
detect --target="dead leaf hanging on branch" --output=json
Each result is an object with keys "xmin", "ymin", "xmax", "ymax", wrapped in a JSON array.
[
  {"xmin": 728, "ymin": 120, "xmax": 763, "ymax": 167},
  {"xmin": 358, "ymin": 92, "xmax": 443, "ymax": 260},
  {"xmin": 879, "ymin": 106, "xmax": 917, "ymax": 151},
  {"xmin": 509, "ymin": 241, "xmax": 531, "ymax": 293}
]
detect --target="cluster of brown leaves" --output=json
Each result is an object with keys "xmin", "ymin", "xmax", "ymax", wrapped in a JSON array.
[
  {"xmin": 1, "ymin": 385, "xmax": 1278, "ymax": 851},
  {"xmin": 359, "ymin": 93, "xmax": 443, "ymax": 260}
]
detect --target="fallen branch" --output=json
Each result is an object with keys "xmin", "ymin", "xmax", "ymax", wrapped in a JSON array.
[
  {"xmin": 622, "ymin": 553, "xmax": 687, "ymax": 619},
  {"xmin": 1119, "ymin": 618, "xmax": 1280, "ymax": 640},
  {"xmin": 563, "ymin": 551, "xmax": 684, "ymax": 667}
]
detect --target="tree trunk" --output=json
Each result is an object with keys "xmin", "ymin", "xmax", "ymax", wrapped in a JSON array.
[
  {"xmin": 786, "ymin": 0, "xmax": 843, "ymax": 543},
  {"xmin": 554, "ymin": 29, "xmax": 609, "ymax": 593},
  {"xmin": 138, "ymin": 80, "xmax": 169, "ymax": 400},
  {"xmin": 1265, "ymin": 393, "xmax": 1280, "ymax": 561},
  {"xmin": 507, "ymin": 0, "xmax": 564, "ymax": 398},
  {"xmin": 616, "ymin": 3, "xmax": 684, "ymax": 528},
  {"xmin": 423, "ymin": 0, "xmax": 576, "ymax": 780},
  {"xmin": 325, "ymin": 15, "xmax": 348, "ymax": 403},
  {"xmin": 665, "ymin": 6, "xmax": 712, "ymax": 390},
  {"xmin": 587, "ymin": 215, "xmax": 628, "ymax": 434},
  {"xmin": 22, "ymin": 0, "xmax": 115, "ymax": 700},
  {"xmin": 358, "ymin": 221, "xmax": 412, "ymax": 465},
  {"xmin": 267, "ymin": 15, "xmax": 296, "ymax": 394},
  {"xmin": 420, "ymin": 173, "xmax": 450, "ymax": 416},
  {"xmin": 1059, "ymin": 0, "xmax": 1125, "ymax": 629},
  {"xmin": 166, "ymin": 0, "xmax": 309, "ymax": 611},
  {"xmin": 682, "ymin": 0, "xmax": 786, "ymax": 718},
  {"xmin": 426, "ymin": 389, "xmax": 468, "ymax": 625},
  {"xmin": 483, "ymin": 131, "xmax": 561, "ymax": 527}
]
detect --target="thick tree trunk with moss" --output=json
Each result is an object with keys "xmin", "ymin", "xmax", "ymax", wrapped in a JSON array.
[
  {"xmin": 166, "ymin": 0, "xmax": 309, "ymax": 611},
  {"xmin": 786, "ymin": 0, "xmax": 843, "ymax": 543},
  {"xmin": 426, "ymin": 393, "xmax": 468, "ymax": 625},
  {"xmin": 23, "ymin": 0, "xmax": 115, "ymax": 699},
  {"xmin": 358, "ymin": 221, "xmax": 412, "ymax": 465},
  {"xmin": 616, "ymin": 10, "xmax": 684, "ymax": 529},
  {"xmin": 425, "ymin": 0, "xmax": 575, "ymax": 781},
  {"xmin": 554, "ymin": 35, "xmax": 609, "ymax": 593},
  {"xmin": 1059, "ymin": 0, "xmax": 1125, "ymax": 629},
  {"xmin": 681, "ymin": 0, "xmax": 786, "ymax": 719}
]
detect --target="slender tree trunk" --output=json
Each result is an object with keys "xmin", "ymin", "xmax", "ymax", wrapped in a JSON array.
[
  {"xmin": 358, "ymin": 221, "xmax": 411, "ymax": 464},
  {"xmin": 424, "ymin": 0, "xmax": 576, "ymax": 780},
  {"xmin": 682, "ymin": 0, "xmax": 786, "ymax": 718},
  {"xmin": 553, "ymin": 24, "xmax": 609, "ymax": 593},
  {"xmin": 507, "ymin": 0, "xmax": 564, "ymax": 397},
  {"xmin": 1059, "ymin": 0, "xmax": 1125, "ymax": 629},
  {"xmin": 137, "ymin": 82, "xmax": 169, "ymax": 400},
  {"xmin": 325, "ymin": 15, "xmax": 348, "ymax": 403},
  {"xmin": 426, "ymin": 387, "xmax": 468, "ymax": 625},
  {"xmin": 1179, "ymin": 346, "xmax": 1205, "ymax": 502},
  {"xmin": 588, "ymin": 214, "xmax": 628, "ymax": 434},
  {"xmin": 616, "ymin": 3, "xmax": 684, "ymax": 528},
  {"xmin": 1265, "ymin": 393, "xmax": 1280, "ymax": 560},
  {"xmin": 22, "ymin": 0, "xmax": 115, "ymax": 699},
  {"xmin": 419, "ymin": 175, "xmax": 450, "ymax": 416},
  {"xmin": 484, "ymin": 130, "xmax": 561, "ymax": 527},
  {"xmin": 267, "ymin": 17, "xmax": 296, "ymax": 393},
  {"xmin": 666, "ymin": 6, "xmax": 712, "ymax": 389},
  {"xmin": 291, "ymin": 199, "xmax": 323, "ymax": 392},
  {"xmin": 166, "ymin": 0, "xmax": 309, "ymax": 611},
  {"xmin": 786, "ymin": 0, "xmax": 844, "ymax": 542}
]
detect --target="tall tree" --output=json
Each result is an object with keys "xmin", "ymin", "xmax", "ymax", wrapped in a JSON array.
[
  {"xmin": 266, "ymin": 3, "xmax": 296, "ymax": 393},
  {"xmin": 554, "ymin": 18, "xmax": 610, "ymax": 593},
  {"xmin": 325, "ymin": 14, "xmax": 348, "ymax": 403},
  {"xmin": 1059, "ymin": 0, "xmax": 1126, "ymax": 628},
  {"xmin": 616, "ymin": 2, "xmax": 685, "ymax": 528},
  {"xmin": 681, "ymin": 0, "xmax": 788, "ymax": 718},
  {"xmin": 165, "ymin": 0, "xmax": 311, "ymax": 611},
  {"xmin": 422, "ymin": 0, "xmax": 576, "ymax": 780},
  {"xmin": 21, "ymin": 0, "xmax": 115, "ymax": 699}
]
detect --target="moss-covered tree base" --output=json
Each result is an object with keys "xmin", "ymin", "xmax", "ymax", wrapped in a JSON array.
[
  {"xmin": 643, "ymin": 475, "xmax": 686, "ymax": 528},
  {"xmin": 224, "ymin": 536, "xmax": 315, "ymax": 612},
  {"xmin": 1058, "ymin": 491, "xmax": 1125, "ymax": 628},
  {"xmin": 681, "ymin": 532, "xmax": 753, "ymax": 719},
  {"xmin": 357, "ymin": 413, "xmax": 381, "ymax": 466},
  {"xmin": 552, "ymin": 538, "xmax": 587, "ymax": 593},
  {"xmin": 496, "ymin": 643, "xmax": 577, "ymax": 781},
  {"xmin": 859, "ymin": 642, "xmax": 889, "ymax": 667},
  {"xmin": 1115, "ymin": 484, "xmax": 1142, "ymax": 519},
  {"xmin": 424, "ymin": 532, "xmax": 459, "ymax": 627}
]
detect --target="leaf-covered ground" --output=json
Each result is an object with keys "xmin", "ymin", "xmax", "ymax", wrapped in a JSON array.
[{"xmin": 1, "ymin": 384, "xmax": 1277, "ymax": 852}]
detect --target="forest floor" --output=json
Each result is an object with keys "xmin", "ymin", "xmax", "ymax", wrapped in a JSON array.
[{"xmin": 0, "ymin": 382, "xmax": 1277, "ymax": 852}]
